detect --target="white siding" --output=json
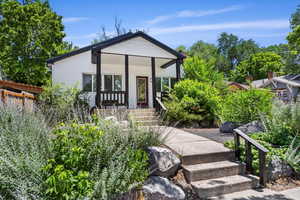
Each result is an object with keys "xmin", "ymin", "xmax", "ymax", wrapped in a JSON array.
[{"xmin": 52, "ymin": 44, "xmax": 179, "ymax": 108}]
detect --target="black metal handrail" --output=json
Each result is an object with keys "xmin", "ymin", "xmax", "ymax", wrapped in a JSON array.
[{"xmin": 233, "ymin": 129, "xmax": 269, "ymax": 186}]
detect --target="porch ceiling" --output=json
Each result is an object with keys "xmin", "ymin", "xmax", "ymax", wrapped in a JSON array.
[{"xmin": 101, "ymin": 53, "xmax": 173, "ymax": 67}]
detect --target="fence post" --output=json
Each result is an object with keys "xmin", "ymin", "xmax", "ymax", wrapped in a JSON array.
[
  {"xmin": 245, "ymin": 141, "xmax": 253, "ymax": 173},
  {"xmin": 259, "ymin": 151, "xmax": 267, "ymax": 186},
  {"xmin": 234, "ymin": 132, "xmax": 241, "ymax": 160}
]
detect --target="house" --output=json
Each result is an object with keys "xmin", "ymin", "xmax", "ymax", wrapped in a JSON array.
[
  {"xmin": 252, "ymin": 74, "xmax": 300, "ymax": 102},
  {"xmin": 47, "ymin": 31, "xmax": 185, "ymax": 109}
]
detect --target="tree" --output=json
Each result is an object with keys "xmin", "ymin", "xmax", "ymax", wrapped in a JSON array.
[
  {"xmin": 183, "ymin": 56, "xmax": 225, "ymax": 89},
  {"xmin": 0, "ymin": 0, "xmax": 65, "ymax": 86},
  {"xmin": 92, "ymin": 17, "xmax": 127, "ymax": 44},
  {"xmin": 188, "ymin": 41, "xmax": 218, "ymax": 61},
  {"xmin": 290, "ymin": 5, "xmax": 300, "ymax": 29},
  {"xmin": 232, "ymin": 52, "xmax": 283, "ymax": 82},
  {"xmin": 176, "ymin": 45, "xmax": 188, "ymax": 55},
  {"xmin": 216, "ymin": 32, "xmax": 260, "ymax": 75}
]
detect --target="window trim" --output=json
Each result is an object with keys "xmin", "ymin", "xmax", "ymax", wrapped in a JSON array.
[{"xmin": 82, "ymin": 73, "xmax": 96, "ymax": 92}]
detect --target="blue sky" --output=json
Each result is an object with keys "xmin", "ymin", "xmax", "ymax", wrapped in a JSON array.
[{"xmin": 50, "ymin": 0, "xmax": 299, "ymax": 48}]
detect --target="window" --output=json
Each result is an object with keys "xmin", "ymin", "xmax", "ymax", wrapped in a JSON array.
[
  {"xmin": 104, "ymin": 75, "xmax": 122, "ymax": 91},
  {"xmin": 155, "ymin": 77, "xmax": 161, "ymax": 92},
  {"xmin": 82, "ymin": 74, "xmax": 96, "ymax": 92},
  {"xmin": 156, "ymin": 77, "xmax": 176, "ymax": 92}
]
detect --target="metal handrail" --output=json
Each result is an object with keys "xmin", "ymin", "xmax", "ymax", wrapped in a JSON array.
[{"xmin": 233, "ymin": 129, "xmax": 269, "ymax": 187}]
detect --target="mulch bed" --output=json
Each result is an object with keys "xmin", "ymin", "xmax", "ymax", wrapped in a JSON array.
[{"xmin": 267, "ymin": 176, "xmax": 300, "ymax": 191}]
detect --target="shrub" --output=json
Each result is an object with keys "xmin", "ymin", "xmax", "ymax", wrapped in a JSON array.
[
  {"xmin": 38, "ymin": 82, "xmax": 90, "ymax": 126},
  {"xmin": 165, "ymin": 79, "xmax": 221, "ymax": 125},
  {"xmin": 219, "ymin": 88, "xmax": 273, "ymax": 124},
  {"xmin": 0, "ymin": 106, "xmax": 51, "ymax": 199},
  {"xmin": 285, "ymin": 136, "xmax": 300, "ymax": 173},
  {"xmin": 43, "ymin": 117, "xmax": 162, "ymax": 199},
  {"xmin": 261, "ymin": 101, "xmax": 300, "ymax": 146}
]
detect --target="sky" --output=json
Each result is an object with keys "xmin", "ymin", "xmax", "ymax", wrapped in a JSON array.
[{"xmin": 49, "ymin": 0, "xmax": 299, "ymax": 48}]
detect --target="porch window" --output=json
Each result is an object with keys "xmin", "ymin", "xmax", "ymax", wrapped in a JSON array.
[
  {"xmin": 82, "ymin": 74, "xmax": 96, "ymax": 92},
  {"xmin": 104, "ymin": 75, "xmax": 122, "ymax": 91},
  {"xmin": 156, "ymin": 77, "xmax": 176, "ymax": 92}
]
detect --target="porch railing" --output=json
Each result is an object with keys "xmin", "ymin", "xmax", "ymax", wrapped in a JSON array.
[
  {"xmin": 99, "ymin": 91, "xmax": 127, "ymax": 108},
  {"xmin": 233, "ymin": 129, "xmax": 269, "ymax": 187}
]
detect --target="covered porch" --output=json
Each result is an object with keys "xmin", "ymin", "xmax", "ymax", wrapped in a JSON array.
[{"xmin": 91, "ymin": 32, "xmax": 184, "ymax": 109}]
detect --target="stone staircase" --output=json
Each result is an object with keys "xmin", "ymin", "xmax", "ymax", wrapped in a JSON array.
[
  {"xmin": 129, "ymin": 108, "xmax": 160, "ymax": 126},
  {"xmin": 163, "ymin": 128, "xmax": 260, "ymax": 199},
  {"xmin": 181, "ymin": 145, "xmax": 259, "ymax": 199}
]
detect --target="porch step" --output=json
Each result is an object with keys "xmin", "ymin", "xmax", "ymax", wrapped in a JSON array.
[
  {"xmin": 128, "ymin": 108, "xmax": 156, "ymax": 113},
  {"xmin": 132, "ymin": 115, "xmax": 159, "ymax": 121},
  {"xmin": 191, "ymin": 175, "xmax": 259, "ymax": 199},
  {"xmin": 181, "ymin": 150, "xmax": 235, "ymax": 165},
  {"xmin": 182, "ymin": 161, "xmax": 245, "ymax": 183},
  {"xmin": 135, "ymin": 120, "xmax": 159, "ymax": 126}
]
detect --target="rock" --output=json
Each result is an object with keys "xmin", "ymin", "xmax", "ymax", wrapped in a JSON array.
[
  {"xmin": 171, "ymin": 170, "xmax": 198, "ymax": 200},
  {"xmin": 219, "ymin": 122, "xmax": 240, "ymax": 133},
  {"xmin": 143, "ymin": 176, "xmax": 185, "ymax": 200},
  {"xmin": 104, "ymin": 116, "xmax": 118, "ymax": 123},
  {"xmin": 147, "ymin": 146, "xmax": 180, "ymax": 177},
  {"xmin": 237, "ymin": 120, "xmax": 264, "ymax": 134},
  {"xmin": 267, "ymin": 156, "xmax": 293, "ymax": 181}
]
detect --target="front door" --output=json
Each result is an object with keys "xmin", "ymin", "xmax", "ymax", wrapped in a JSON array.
[{"xmin": 136, "ymin": 76, "xmax": 148, "ymax": 108}]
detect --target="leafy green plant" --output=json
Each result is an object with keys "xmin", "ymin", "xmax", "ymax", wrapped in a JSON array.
[
  {"xmin": 165, "ymin": 79, "xmax": 221, "ymax": 126},
  {"xmin": 0, "ymin": 106, "xmax": 51, "ymax": 199},
  {"xmin": 219, "ymin": 88, "xmax": 273, "ymax": 124},
  {"xmin": 285, "ymin": 136, "xmax": 300, "ymax": 173}
]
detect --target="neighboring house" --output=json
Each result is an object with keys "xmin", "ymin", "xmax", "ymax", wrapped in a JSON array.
[
  {"xmin": 252, "ymin": 74, "xmax": 300, "ymax": 102},
  {"xmin": 47, "ymin": 31, "xmax": 185, "ymax": 109}
]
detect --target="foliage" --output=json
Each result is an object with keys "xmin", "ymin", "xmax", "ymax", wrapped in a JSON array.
[
  {"xmin": 0, "ymin": 0, "xmax": 65, "ymax": 85},
  {"xmin": 165, "ymin": 79, "xmax": 221, "ymax": 125},
  {"xmin": 0, "ymin": 106, "xmax": 51, "ymax": 199},
  {"xmin": 232, "ymin": 52, "xmax": 283, "ymax": 82},
  {"xmin": 225, "ymin": 133, "xmax": 287, "ymax": 174},
  {"xmin": 188, "ymin": 41, "xmax": 218, "ymax": 61},
  {"xmin": 285, "ymin": 136, "xmax": 300, "ymax": 173},
  {"xmin": 219, "ymin": 88, "xmax": 273, "ymax": 124},
  {"xmin": 287, "ymin": 25, "xmax": 300, "ymax": 53},
  {"xmin": 183, "ymin": 56, "xmax": 225, "ymax": 89},
  {"xmin": 38, "ymin": 82, "xmax": 89, "ymax": 126},
  {"xmin": 290, "ymin": 5, "xmax": 300, "ymax": 30},
  {"xmin": 43, "ymin": 118, "xmax": 161, "ymax": 200},
  {"xmin": 261, "ymin": 101, "xmax": 300, "ymax": 146}
]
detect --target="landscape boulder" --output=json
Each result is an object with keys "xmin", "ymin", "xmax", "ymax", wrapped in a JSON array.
[
  {"xmin": 267, "ymin": 156, "xmax": 293, "ymax": 181},
  {"xmin": 147, "ymin": 146, "xmax": 180, "ymax": 177},
  {"xmin": 143, "ymin": 176, "xmax": 185, "ymax": 200},
  {"xmin": 219, "ymin": 122, "xmax": 241, "ymax": 133},
  {"xmin": 237, "ymin": 120, "xmax": 264, "ymax": 134}
]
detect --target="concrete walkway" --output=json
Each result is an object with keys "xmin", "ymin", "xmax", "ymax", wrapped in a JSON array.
[
  {"xmin": 211, "ymin": 187, "xmax": 300, "ymax": 200},
  {"xmin": 162, "ymin": 127, "xmax": 232, "ymax": 157},
  {"xmin": 162, "ymin": 127, "xmax": 300, "ymax": 200}
]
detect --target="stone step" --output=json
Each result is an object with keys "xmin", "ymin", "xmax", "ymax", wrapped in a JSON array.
[
  {"xmin": 128, "ymin": 108, "xmax": 156, "ymax": 113},
  {"xmin": 191, "ymin": 175, "xmax": 259, "ymax": 199},
  {"xmin": 181, "ymin": 150, "xmax": 235, "ymax": 165},
  {"xmin": 136, "ymin": 120, "xmax": 160, "ymax": 126},
  {"xmin": 182, "ymin": 161, "xmax": 245, "ymax": 183},
  {"xmin": 132, "ymin": 115, "xmax": 159, "ymax": 121},
  {"xmin": 129, "ymin": 111, "xmax": 157, "ymax": 117}
]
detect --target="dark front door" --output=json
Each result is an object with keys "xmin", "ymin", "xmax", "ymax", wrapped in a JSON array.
[{"xmin": 136, "ymin": 76, "xmax": 148, "ymax": 108}]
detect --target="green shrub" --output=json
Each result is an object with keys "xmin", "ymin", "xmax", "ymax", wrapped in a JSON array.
[
  {"xmin": 225, "ymin": 132, "xmax": 287, "ymax": 174},
  {"xmin": 261, "ymin": 101, "xmax": 300, "ymax": 146},
  {"xmin": 219, "ymin": 88, "xmax": 273, "ymax": 123},
  {"xmin": 0, "ymin": 106, "xmax": 51, "ymax": 199},
  {"xmin": 38, "ymin": 82, "xmax": 90, "ymax": 126},
  {"xmin": 43, "ymin": 118, "xmax": 161, "ymax": 199},
  {"xmin": 285, "ymin": 136, "xmax": 300, "ymax": 173},
  {"xmin": 165, "ymin": 79, "xmax": 221, "ymax": 125}
]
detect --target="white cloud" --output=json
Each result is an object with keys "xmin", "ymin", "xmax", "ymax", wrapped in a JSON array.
[
  {"xmin": 146, "ymin": 5, "xmax": 243, "ymax": 25},
  {"xmin": 63, "ymin": 17, "xmax": 89, "ymax": 23},
  {"xmin": 150, "ymin": 20, "xmax": 289, "ymax": 35}
]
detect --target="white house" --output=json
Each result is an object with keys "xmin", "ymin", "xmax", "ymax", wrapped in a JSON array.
[{"xmin": 47, "ymin": 31, "xmax": 185, "ymax": 109}]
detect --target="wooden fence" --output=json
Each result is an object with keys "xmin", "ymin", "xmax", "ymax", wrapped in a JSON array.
[{"xmin": 0, "ymin": 89, "xmax": 35, "ymax": 111}]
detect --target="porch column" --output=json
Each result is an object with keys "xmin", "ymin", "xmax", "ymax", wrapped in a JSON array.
[
  {"xmin": 96, "ymin": 51, "xmax": 101, "ymax": 107},
  {"xmin": 125, "ymin": 55, "xmax": 129, "ymax": 108},
  {"xmin": 176, "ymin": 59, "xmax": 181, "ymax": 81},
  {"xmin": 151, "ymin": 57, "xmax": 156, "ymax": 108}
]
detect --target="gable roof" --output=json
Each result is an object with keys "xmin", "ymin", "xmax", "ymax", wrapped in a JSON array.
[{"xmin": 47, "ymin": 31, "xmax": 185, "ymax": 64}]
